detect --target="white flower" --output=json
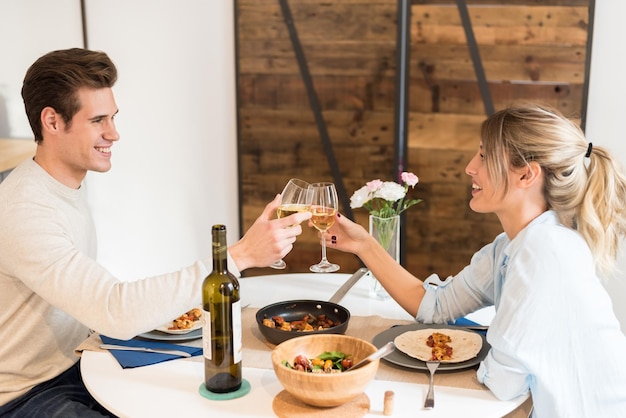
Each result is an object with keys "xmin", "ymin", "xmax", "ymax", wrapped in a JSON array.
[
  {"xmin": 350, "ymin": 185, "xmax": 371, "ymax": 209},
  {"xmin": 375, "ymin": 182, "xmax": 405, "ymax": 202}
]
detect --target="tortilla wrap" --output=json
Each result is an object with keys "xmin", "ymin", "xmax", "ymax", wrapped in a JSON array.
[{"xmin": 394, "ymin": 328, "xmax": 482, "ymax": 363}]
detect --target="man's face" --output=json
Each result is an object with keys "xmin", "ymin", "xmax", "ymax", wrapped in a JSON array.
[{"xmin": 53, "ymin": 87, "xmax": 119, "ymax": 186}]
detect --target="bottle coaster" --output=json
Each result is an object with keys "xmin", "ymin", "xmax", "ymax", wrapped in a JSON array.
[{"xmin": 198, "ymin": 379, "xmax": 251, "ymax": 400}]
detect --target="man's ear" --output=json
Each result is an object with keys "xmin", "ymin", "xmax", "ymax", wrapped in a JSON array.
[
  {"xmin": 517, "ymin": 161, "xmax": 542, "ymax": 188},
  {"xmin": 41, "ymin": 107, "xmax": 60, "ymax": 133}
]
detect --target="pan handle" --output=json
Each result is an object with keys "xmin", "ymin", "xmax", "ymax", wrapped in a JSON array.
[{"xmin": 328, "ymin": 267, "xmax": 369, "ymax": 304}]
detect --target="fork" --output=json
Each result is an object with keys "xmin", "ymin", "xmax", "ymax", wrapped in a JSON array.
[{"xmin": 424, "ymin": 361, "xmax": 440, "ymax": 409}]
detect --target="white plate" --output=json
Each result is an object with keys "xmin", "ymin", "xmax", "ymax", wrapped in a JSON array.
[
  {"xmin": 155, "ymin": 320, "xmax": 202, "ymax": 335},
  {"xmin": 372, "ymin": 323, "xmax": 489, "ymax": 371},
  {"xmin": 140, "ymin": 303, "xmax": 250, "ymax": 340},
  {"xmin": 137, "ymin": 328, "xmax": 202, "ymax": 342}
]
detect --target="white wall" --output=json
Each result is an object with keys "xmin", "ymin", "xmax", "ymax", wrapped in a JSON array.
[
  {"xmin": 585, "ymin": 0, "xmax": 626, "ymax": 333},
  {"xmin": 0, "ymin": 0, "xmax": 239, "ymax": 280},
  {"xmin": 0, "ymin": 0, "xmax": 83, "ymax": 138},
  {"xmin": 84, "ymin": 0, "xmax": 239, "ymax": 280}
]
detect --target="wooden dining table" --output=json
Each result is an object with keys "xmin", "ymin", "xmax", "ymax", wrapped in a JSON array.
[
  {"xmin": 0, "ymin": 138, "xmax": 36, "ymax": 174},
  {"xmin": 79, "ymin": 272, "xmax": 532, "ymax": 417}
]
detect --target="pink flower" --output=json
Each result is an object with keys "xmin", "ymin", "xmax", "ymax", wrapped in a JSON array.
[
  {"xmin": 366, "ymin": 179, "xmax": 383, "ymax": 191},
  {"xmin": 401, "ymin": 172, "xmax": 419, "ymax": 187}
]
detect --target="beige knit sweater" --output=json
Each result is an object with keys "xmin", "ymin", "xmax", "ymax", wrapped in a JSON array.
[{"xmin": 0, "ymin": 159, "xmax": 235, "ymax": 406}]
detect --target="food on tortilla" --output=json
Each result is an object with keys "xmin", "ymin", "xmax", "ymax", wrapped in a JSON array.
[
  {"xmin": 394, "ymin": 328, "xmax": 482, "ymax": 363},
  {"xmin": 426, "ymin": 332, "xmax": 453, "ymax": 361}
]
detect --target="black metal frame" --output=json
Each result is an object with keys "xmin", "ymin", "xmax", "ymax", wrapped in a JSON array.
[
  {"xmin": 80, "ymin": 0, "xmax": 89, "ymax": 48},
  {"xmin": 580, "ymin": 0, "xmax": 596, "ymax": 132},
  {"xmin": 394, "ymin": 0, "xmax": 412, "ymax": 265},
  {"xmin": 278, "ymin": 0, "xmax": 355, "ymax": 221}
]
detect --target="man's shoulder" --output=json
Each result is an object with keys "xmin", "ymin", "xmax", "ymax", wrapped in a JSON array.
[
  {"xmin": 1, "ymin": 160, "xmax": 42, "ymax": 193},
  {"xmin": 0, "ymin": 160, "xmax": 56, "ymax": 215}
]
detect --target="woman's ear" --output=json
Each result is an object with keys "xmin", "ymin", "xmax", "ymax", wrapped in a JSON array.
[{"xmin": 517, "ymin": 161, "xmax": 543, "ymax": 188}]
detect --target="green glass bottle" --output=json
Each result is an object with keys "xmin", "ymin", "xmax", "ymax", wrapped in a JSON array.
[{"xmin": 202, "ymin": 224, "xmax": 242, "ymax": 393}]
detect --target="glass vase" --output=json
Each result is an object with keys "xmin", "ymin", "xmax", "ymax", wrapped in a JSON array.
[{"xmin": 368, "ymin": 214, "xmax": 400, "ymax": 299}]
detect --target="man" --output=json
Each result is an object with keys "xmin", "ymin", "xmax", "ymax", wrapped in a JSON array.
[{"xmin": 0, "ymin": 48, "xmax": 311, "ymax": 417}]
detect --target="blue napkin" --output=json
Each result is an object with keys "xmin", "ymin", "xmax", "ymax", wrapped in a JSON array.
[
  {"xmin": 448, "ymin": 317, "xmax": 488, "ymax": 336},
  {"xmin": 100, "ymin": 335, "xmax": 203, "ymax": 368}
]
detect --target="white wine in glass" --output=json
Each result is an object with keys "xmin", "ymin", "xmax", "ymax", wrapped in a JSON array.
[
  {"xmin": 270, "ymin": 178, "xmax": 313, "ymax": 269},
  {"xmin": 309, "ymin": 182, "xmax": 340, "ymax": 273}
]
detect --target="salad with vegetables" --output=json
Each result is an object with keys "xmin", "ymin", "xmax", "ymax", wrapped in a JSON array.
[{"xmin": 283, "ymin": 351, "xmax": 354, "ymax": 373}]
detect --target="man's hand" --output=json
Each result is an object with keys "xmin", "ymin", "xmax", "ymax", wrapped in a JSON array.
[{"xmin": 228, "ymin": 194, "xmax": 312, "ymax": 271}]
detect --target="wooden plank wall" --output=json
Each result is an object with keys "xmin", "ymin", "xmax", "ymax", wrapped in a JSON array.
[{"xmin": 236, "ymin": 0, "xmax": 590, "ymax": 278}]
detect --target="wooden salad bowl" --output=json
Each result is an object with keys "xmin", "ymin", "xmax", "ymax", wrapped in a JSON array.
[{"xmin": 271, "ymin": 334, "xmax": 379, "ymax": 407}]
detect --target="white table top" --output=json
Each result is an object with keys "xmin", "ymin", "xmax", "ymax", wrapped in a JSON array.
[
  {"xmin": 238, "ymin": 271, "xmax": 495, "ymax": 325},
  {"xmin": 81, "ymin": 352, "xmax": 525, "ymax": 418},
  {"xmin": 81, "ymin": 272, "xmax": 520, "ymax": 418}
]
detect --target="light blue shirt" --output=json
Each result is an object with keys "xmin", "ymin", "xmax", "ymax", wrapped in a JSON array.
[{"xmin": 417, "ymin": 211, "xmax": 626, "ymax": 417}]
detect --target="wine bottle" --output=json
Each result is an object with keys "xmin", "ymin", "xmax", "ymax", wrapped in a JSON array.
[{"xmin": 202, "ymin": 224, "xmax": 242, "ymax": 393}]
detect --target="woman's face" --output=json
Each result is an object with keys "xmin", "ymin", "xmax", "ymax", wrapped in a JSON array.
[{"xmin": 465, "ymin": 142, "xmax": 508, "ymax": 214}]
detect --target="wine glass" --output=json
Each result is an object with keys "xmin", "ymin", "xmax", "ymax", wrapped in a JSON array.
[
  {"xmin": 270, "ymin": 178, "xmax": 313, "ymax": 269},
  {"xmin": 309, "ymin": 182, "xmax": 340, "ymax": 273}
]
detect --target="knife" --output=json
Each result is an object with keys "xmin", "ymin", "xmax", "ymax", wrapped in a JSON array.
[
  {"xmin": 328, "ymin": 267, "xmax": 369, "ymax": 304},
  {"xmin": 458, "ymin": 325, "xmax": 489, "ymax": 331},
  {"xmin": 100, "ymin": 344, "xmax": 192, "ymax": 358}
]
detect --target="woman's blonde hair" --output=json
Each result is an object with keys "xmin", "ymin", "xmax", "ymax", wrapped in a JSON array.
[{"xmin": 481, "ymin": 103, "xmax": 626, "ymax": 275}]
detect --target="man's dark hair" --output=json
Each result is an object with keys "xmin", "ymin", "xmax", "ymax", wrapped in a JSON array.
[{"xmin": 21, "ymin": 48, "xmax": 118, "ymax": 143}]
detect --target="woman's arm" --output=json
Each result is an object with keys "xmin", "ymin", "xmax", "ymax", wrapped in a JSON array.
[
  {"xmin": 323, "ymin": 212, "xmax": 426, "ymax": 317},
  {"xmin": 324, "ymin": 212, "xmax": 498, "ymax": 321}
]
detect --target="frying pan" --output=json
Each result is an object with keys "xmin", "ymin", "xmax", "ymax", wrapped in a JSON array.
[{"xmin": 255, "ymin": 268, "xmax": 368, "ymax": 345}]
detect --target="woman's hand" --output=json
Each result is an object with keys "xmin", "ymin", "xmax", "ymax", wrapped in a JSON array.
[{"xmin": 316, "ymin": 212, "xmax": 372, "ymax": 257}]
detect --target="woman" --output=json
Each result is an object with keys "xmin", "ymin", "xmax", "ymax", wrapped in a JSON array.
[{"xmin": 325, "ymin": 104, "xmax": 626, "ymax": 417}]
